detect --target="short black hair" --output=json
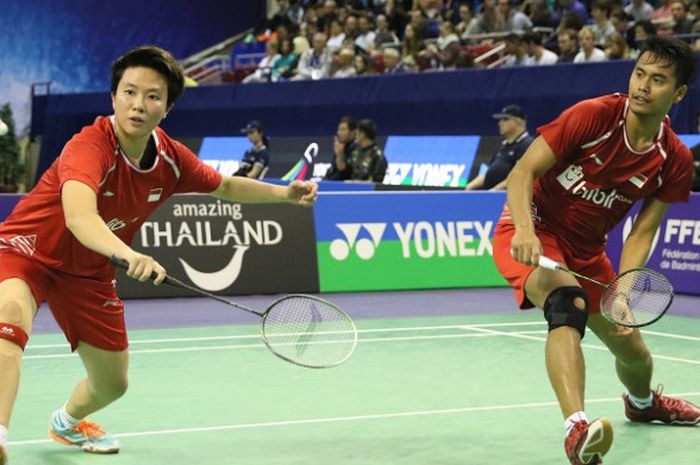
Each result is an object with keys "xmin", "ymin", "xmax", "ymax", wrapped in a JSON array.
[
  {"xmin": 637, "ymin": 36, "xmax": 694, "ymax": 88},
  {"xmin": 521, "ymin": 32, "xmax": 542, "ymax": 46},
  {"xmin": 356, "ymin": 119, "xmax": 377, "ymax": 141},
  {"xmin": 111, "ymin": 45, "xmax": 185, "ymax": 108}
]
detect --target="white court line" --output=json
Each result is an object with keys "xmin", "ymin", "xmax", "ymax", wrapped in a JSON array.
[
  {"xmin": 9, "ymin": 391, "xmax": 700, "ymax": 447},
  {"xmin": 466, "ymin": 326, "xmax": 700, "ymax": 366},
  {"xmin": 22, "ymin": 331, "xmax": 549, "ymax": 360},
  {"xmin": 25, "ymin": 322, "xmax": 547, "ymax": 350}
]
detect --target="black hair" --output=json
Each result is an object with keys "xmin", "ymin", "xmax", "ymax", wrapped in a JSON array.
[
  {"xmin": 637, "ymin": 36, "xmax": 694, "ymax": 88},
  {"xmin": 111, "ymin": 45, "xmax": 185, "ymax": 108},
  {"xmin": 339, "ymin": 116, "xmax": 358, "ymax": 131},
  {"xmin": 356, "ymin": 119, "xmax": 377, "ymax": 141}
]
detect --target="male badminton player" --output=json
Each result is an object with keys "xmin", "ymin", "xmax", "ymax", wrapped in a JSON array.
[
  {"xmin": 492, "ymin": 36, "xmax": 700, "ymax": 465},
  {"xmin": 0, "ymin": 45, "xmax": 317, "ymax": 464}
]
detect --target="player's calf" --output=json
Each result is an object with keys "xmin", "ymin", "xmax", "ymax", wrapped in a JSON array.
[{"xmin": 544, "ymin": 286, "xmax": 589, "ymax": 339}]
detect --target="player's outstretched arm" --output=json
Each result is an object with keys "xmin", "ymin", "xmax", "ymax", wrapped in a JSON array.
[
  {"xmin": 619, "ymin": 197, "xmax": 669, "ymax": 273},
  {"xmin": 506, "ymin": 136, "xmax": 557, "ymax": 266},
  {"xmin": 211, "ymin": 176, "xmax": 318, "ymax": 207},
  {"xmin": 61, "ymin": 180, "xmax": 166, "ymax": 283}
]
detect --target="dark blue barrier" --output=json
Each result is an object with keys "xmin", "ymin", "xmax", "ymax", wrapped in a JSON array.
[{"xmin": 35, "ymin": 58, "xmax": 700, "ymax": 182}]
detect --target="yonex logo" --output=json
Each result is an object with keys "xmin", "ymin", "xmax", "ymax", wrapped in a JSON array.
[
  {"xmin": 1, "ymin": 326, "xmax": 15, "ymax": 335},
  {"xmin": 330, "ymin": 223, "xmax": 386, "ymax": 260}
]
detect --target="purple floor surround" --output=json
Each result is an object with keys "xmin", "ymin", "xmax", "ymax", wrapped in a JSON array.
[{"xmin": 31, "ymin": 288, "xmax": 700, "ymax": 335}]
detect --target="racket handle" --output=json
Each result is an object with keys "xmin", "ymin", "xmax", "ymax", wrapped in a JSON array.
[
  {"xmin": 110, "ymin": 255, "xmax": 171, "ymax": 284},
  {"xmin": 538, "ymin": 256, "xmax": 562, "ymax": 271}
]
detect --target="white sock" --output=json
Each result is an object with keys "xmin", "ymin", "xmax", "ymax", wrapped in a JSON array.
[
  {"xmin": 0, "ymin": 424, "xmax": 8, "ymax": 447},
  {"xmin": 55, "ymin": 403, "xmax": 81, "ymax": 429},
  {"xmin": 628, "ymin": 392, "xmax": 653, "ymax": 410},
  {"xmin": 565, "ymin": 411, "xmax": 588, "ymax": 434}
]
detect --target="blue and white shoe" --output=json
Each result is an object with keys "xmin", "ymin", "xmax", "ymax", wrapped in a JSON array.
[{"xmin": 48, "ymin": 410, "xmax": 120, "ymax": 454}]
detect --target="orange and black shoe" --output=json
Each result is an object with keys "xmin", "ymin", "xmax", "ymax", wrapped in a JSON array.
[
  {"xmin": 564, "ymin": 418, "xmax": 613, "ymax": 465},
  {"xmin": 624, "ymin": 385, "xmax": 700, "ymax": 425}
]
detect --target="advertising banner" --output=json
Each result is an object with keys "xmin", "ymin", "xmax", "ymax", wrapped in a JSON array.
[
  {"xmin": 117, "ymin": 195, "xmax": 319, "ymax": 298},
  {"xmin": 314, "ymin": 191, "xmax": 508, "ymax": 292},
  {"xmin": 606, "ymin": 194, "xmax": 700, "ymax": 296}
]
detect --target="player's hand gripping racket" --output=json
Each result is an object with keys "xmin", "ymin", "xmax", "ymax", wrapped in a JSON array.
[
  {"xmin": 110, "ymin": 257, "xmax": 357, "ymax": 368},
  {"xmin": 537, "ymin": 256, "xmax": 674, "ymax": 327}
]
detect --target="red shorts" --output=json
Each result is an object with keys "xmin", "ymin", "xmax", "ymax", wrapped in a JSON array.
[
  {"xmin": 492, "ymin": 221, "xmax": 616, "ymax": 313},
  {"xmin": 0, "ymin": 247, "xmax": 127, "ymax": 351}
]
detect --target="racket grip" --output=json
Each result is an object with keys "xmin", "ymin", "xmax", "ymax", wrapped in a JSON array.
[
  {"xmin": 538, "ymin": 256, "xmax": 562, "ymax": 271},
  {"xmin": 110, "ymin": 255, "xmax": 163, "ymax": 282}
]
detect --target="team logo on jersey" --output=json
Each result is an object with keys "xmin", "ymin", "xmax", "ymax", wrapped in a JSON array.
[
  {"xmin": 556, "ymin": 164, "xmax": 584, "ymax": 190},
  {"xmin": 556, "ymin": 163, "xmax": 633, "ymax": 209},
  {"xmin": 148, "ymin": 188, "xmax": 163, "ymax": 202},
  {"xmin": 0, "ymin": 235, "xmax": 37, "ymax": 256},
  {"xmin": 628, "ymin": 174, "xmax": 649, "ymax": 189},
  {"xmin": 106, "ymin": 218, "xmax": 127, "ymax": 231}
]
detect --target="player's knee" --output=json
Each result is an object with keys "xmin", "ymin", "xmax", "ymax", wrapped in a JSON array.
[
  {"xmin": 543, "ymin": 286, "xmax": 589, "ymax": 340},
  {"xmin": 100, "ymin": 375, "xmax": 129, "ymax": 401},
  {"xmin": 0, "ymin": 300, "xmax": 31, "ymax": 351}
]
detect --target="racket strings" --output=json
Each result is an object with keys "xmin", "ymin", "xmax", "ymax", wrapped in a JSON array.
[
  {"xmin": 262, "ymin": 296, "xmax": 357, "ymax": 368},
  {"xmin": 601, "ymin": 270, "xmax": 673, "ymax": 326}
]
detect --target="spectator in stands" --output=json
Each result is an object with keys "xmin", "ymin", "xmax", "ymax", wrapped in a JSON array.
[
  {"xmin": 522, "ymin": 32, "xmax": 559, "ymax": 65},
  {"xmin": 355, "ymin": 15, "xmax": 378, "ymax": 53},
  {"xmin": 527, "ymin": 0, "xmax": 556, "ymax": 28},
  {"xmin": 552, "ymin": 0, "xmax": 590, "ymax": 24},
  {"xmin": 471, "ymin": 0, "xmax": 500, "ymax": 34},
  {"xmin": 624, "ymin": 0, "xmax": 654, "ymax": 22},
  {"xmin": 574, "ymin": 27, "xmax": 608, "ymax": 62},
  {"xmin": 557, "ymin": 28, "xmax": 580, "ymax": 62},
  {"xmin": 466, "ymin": 104, "xmax": 534, "ymax": 190},
  {"xmin": 401, "ymin": 23, "xmax": 425, "ymax": 69},
  {"xmin": 382, "ymin": 47, "xmax": 408, "ymax": 73},
  {"xmin": 456, "ymin": 4, "xmax": 479, "ymax": 38},
  {"xmin": 671, "ymin": 1, "xmax": 694, "ymax": 34},
  {"xmin": 333, "ymin": 47, "xmax": 357, "ymax": 78},
  {"xmin": 631, "ymin": 19, "xmax": 656, "ymax": 55},
  {"xmin": 651, "ymin": 0, "xmax": 674, "ymax": 22},
  {"xmin": 605, "ymin": 31, "xmax": 631, "ymax": 59},
  {"xmin": 502, "ymin": 33, "xmax": 535, "ymax": 66},
  {"xmin": 345, "ymin": 14, "xmax": 360, "ymax": 41},
  {"xmin": 383, "ymin": 0, "xmax": 410, "ymax": 39},
  {"xmin": 317, "ymin": 0, "xmax": 338, "ymax": 35},
  {"xmin": 326, "ymin": 19, "xmax": 347, "ymax": 52},
  {"xmin": 242, "ymin": 40, "xmax": 281, "ymax": 84},
  {"xmin": 374, "ymin": 14, "xmax": 400, "ymax": 49},
  {"xmin": 324, "ymin": 116, "xmax": 358, "ymax": 180},
  {"xmin": 609, "ymin": 9, "xmax": 631, "ymax": 46},
  {"xmin": 497, "ymin": 0, "xmax": 534, "ymax": 32},
  {"xmin": 293, "ymin": 35, "xmax": 310, "ymax": 56},
  {"xmin": 235, "ymin": 120, "xmax": 270, "ymax": 179},
  {"xmin": 293, "ymin": 32, "xmax": 332, "ymax": 80},
  {"xmin": 590, "ymin": 0, "xmax": 616, "ymax": 47},
  {"xmin": 271, "ymin": 38, "xmax": 298, "ymax": 81},
  {"xmin": 348, "ymin": 119, "xmax": 388, "ymax": 182},
  {"xmin": 354, "ymin": 53, "xmax": 374, "ymax": 75},
  {"xmin": 437, "ymin": 21, "xmax": 460, "ymax": 50}
]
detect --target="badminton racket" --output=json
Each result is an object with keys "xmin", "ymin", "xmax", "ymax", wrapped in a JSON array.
[
  {"xmin": 538, "ymin": 256, "xmax": 673, "ymax": 328},
  {"xmin": 111, "ymin": 257, "xmax": 357, "ymax": 368}
]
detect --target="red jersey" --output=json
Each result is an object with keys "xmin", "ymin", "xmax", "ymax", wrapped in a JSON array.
[
  {"xmin": 503, "ymin": 94, "xmax": 693, "ymax": 258},
  {"xmin": 0, "ymin": 116, "xmax": 222, "ymax": 278}
]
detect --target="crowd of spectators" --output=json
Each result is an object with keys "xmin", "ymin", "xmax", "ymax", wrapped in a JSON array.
[{"xmin": 229, "ymin": 0, "xmax": 700, "ymax": 83}]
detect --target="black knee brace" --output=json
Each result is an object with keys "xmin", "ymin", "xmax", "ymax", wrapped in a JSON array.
[{"xmin": 543, "ymin": 286, "xmax": 589, "ymax": 339}]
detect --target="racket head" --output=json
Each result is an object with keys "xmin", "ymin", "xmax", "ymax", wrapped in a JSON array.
[
  {"xmin": 261, "ymin": 294, "xmax": 357, "ymax": 369},
  {"xmin": 600, "ymin": 268, "xmax": 674, "ymax": 328}
]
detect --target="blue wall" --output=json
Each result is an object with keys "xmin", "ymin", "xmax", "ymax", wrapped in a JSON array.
[
  {"xmin": 0, "ymin": 0, "xmax": 264, "ymax": 134},
  {"xmin": 35, "ymin": 57, "xmax": 700, "ymax": 181}
]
